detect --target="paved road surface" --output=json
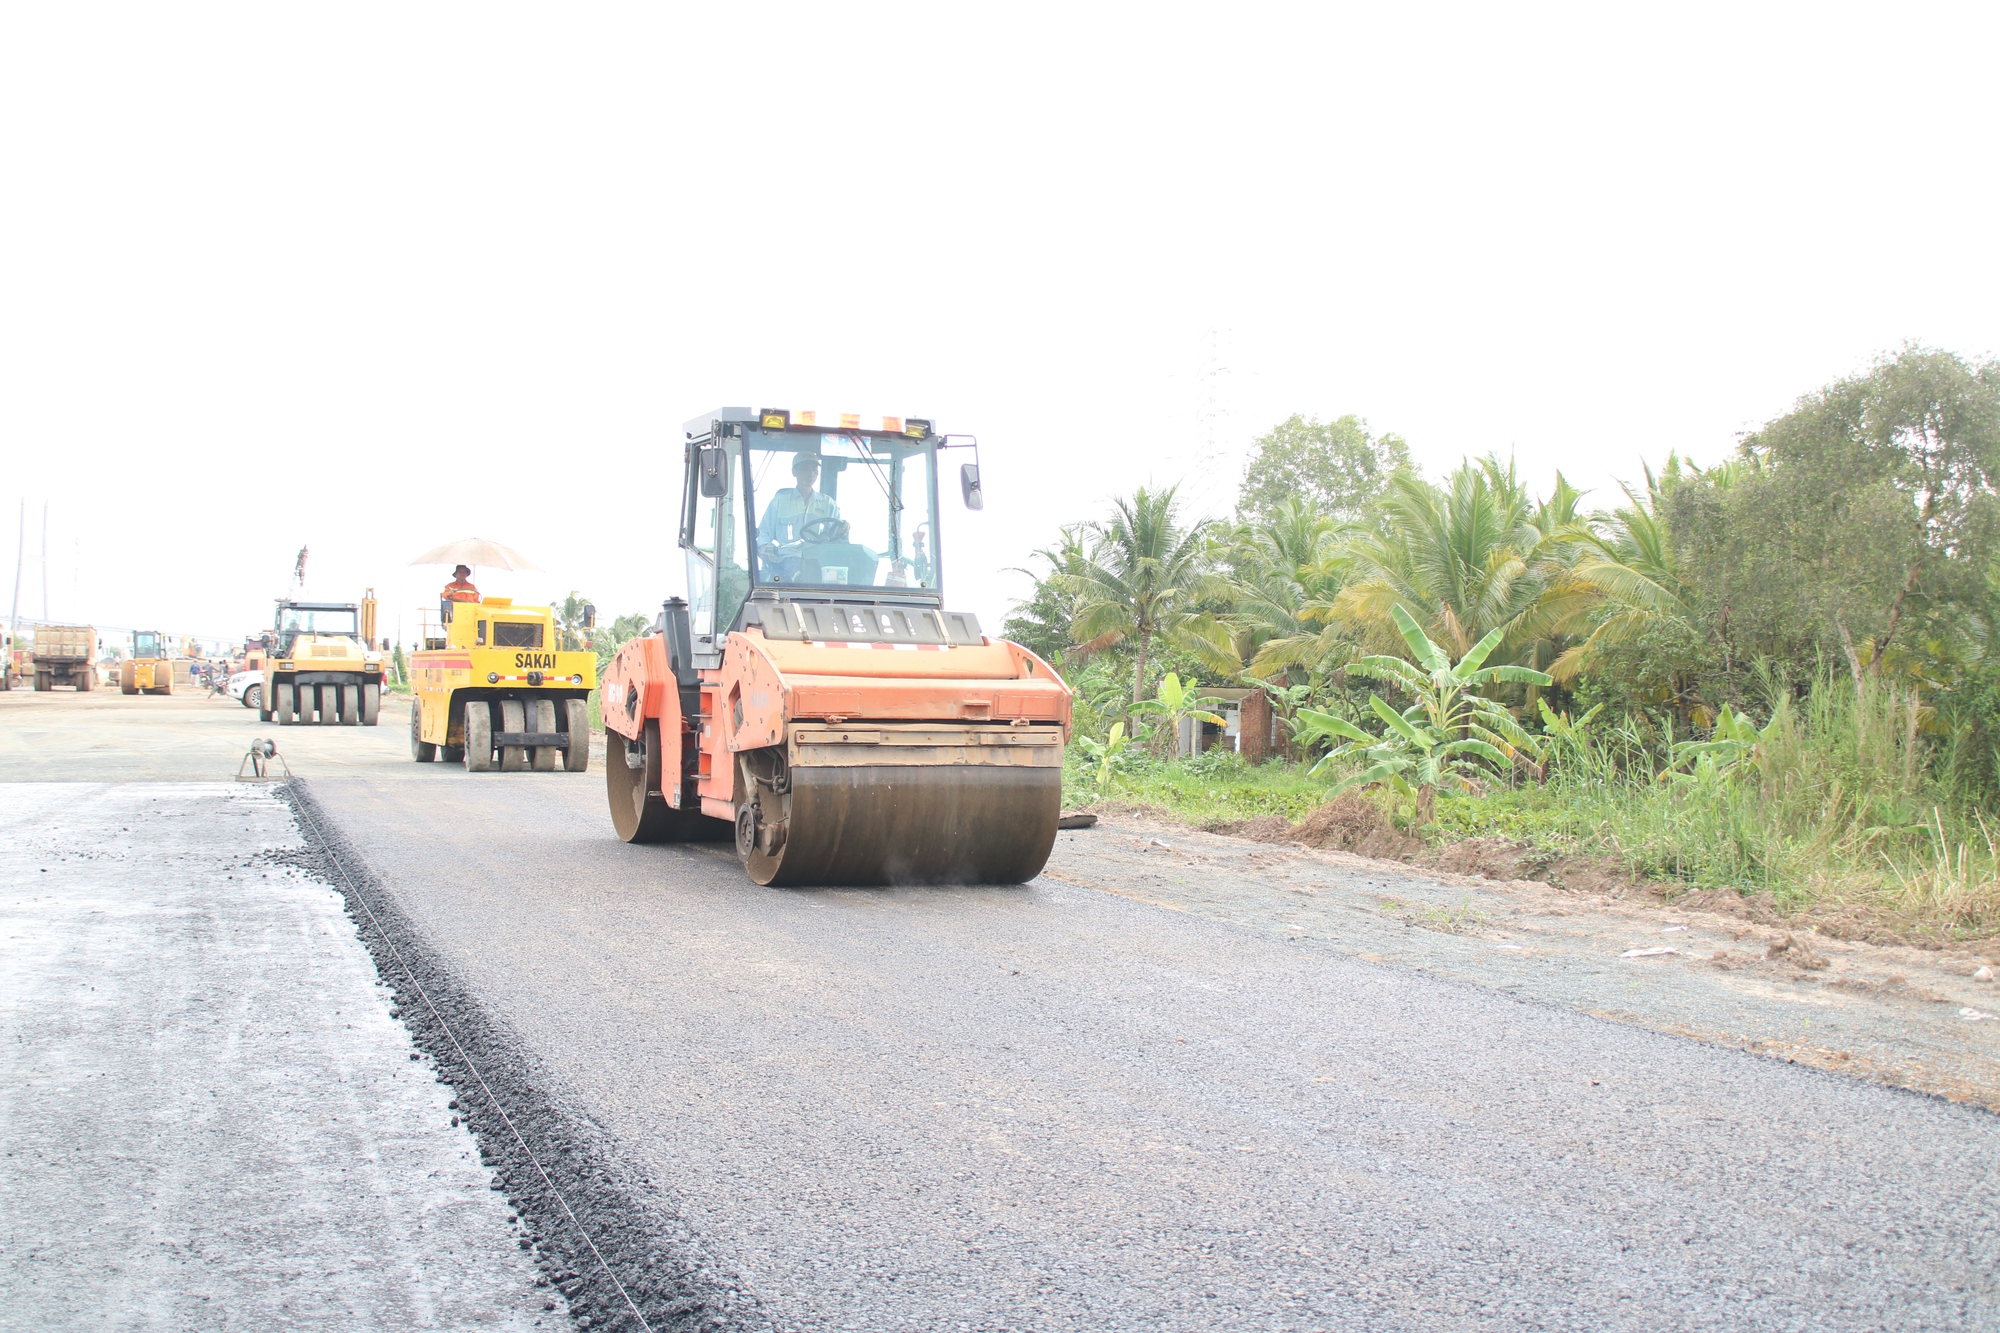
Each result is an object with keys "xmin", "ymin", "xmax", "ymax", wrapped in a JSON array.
[{"xmin": 306, "ymin": 765, "xmax": 2000, "ymax": 1332}]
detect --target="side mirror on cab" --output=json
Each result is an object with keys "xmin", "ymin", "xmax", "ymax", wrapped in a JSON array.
[
  {"xmin": 960, "ymin": 462, "xmax": 983, "ymax": 511},
  {"xmin": 698, "ymin": 446, "xmax": 731, "ymax": 497},
  {"xmin": 582, "ymin": 603, "xmax": 596, "ymax": 630}
]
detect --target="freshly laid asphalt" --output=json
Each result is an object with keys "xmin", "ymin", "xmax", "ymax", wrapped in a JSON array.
[{"xmin": 306, "ymin": 765, "xmax": 1998, "ymax": 1332}]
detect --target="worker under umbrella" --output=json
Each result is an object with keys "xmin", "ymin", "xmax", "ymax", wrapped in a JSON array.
[{"xmin": 443, "ymin": 565, "xmax": 480, "ymax": 603}]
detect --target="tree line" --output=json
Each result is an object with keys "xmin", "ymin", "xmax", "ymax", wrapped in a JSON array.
[{"xmin": 1006, "ymin": 344, "xmax": 2000, "ymax": 800}]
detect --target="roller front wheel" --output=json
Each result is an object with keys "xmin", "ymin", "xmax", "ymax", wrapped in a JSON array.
[
  {"xmin": 563, "ymin": 699, "xmax": 590, "ymax": 772},
  {"xmin": 276, "ymin": 682, "xmax": 296, "ymax": 724},
  {"xmin": 606, "ymin": 721, "xmax": 730, "ymax": 843},
  {"xmin": 463, "ymin": 700, "xmax": 493, "ymax": 772},
  {"xmin": 499, "ymin": 700, "xmax": 528, "ymax": 771},
  {"xmin": 528, "ymin": 699, "xmax": 557, "ymax": 772},
  {"xmin": 340, "ymin": 683, "xmax": 360, "ymax": 726},
  {"xmin": 411, "ymin": 701, "xmax": 437, "ymax": 762},
  {"xmin": 739, "ymin": 762, "xmax": 1062, "ymax": 888},
  {"xmin": 361, "ymin": 681, "xmax": 380, "ymax": 726}
]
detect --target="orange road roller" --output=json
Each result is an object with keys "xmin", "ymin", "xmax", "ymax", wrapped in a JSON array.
[{"xmin": 601, "ymin": 407, "xmax": 1072, "ymax": 885}]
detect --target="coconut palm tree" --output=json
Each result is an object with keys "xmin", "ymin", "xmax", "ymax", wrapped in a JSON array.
[
  {"xmin": 1333, "ymin": 456, "xmax": 1575, "ymax": 668},
  {"xmin": 1213, "ymin": 498, "xmax": 1355, "ymax": 683},
  {"xmin": 1071, "ymin": 486, "xmax": 1225, "ymax": 703},
  {"xmin": 1546, "ymin": 486, "xmax": 1697, "ymax": 684},
  {"xmin": 1002, "ymin": 524, "xmax": 1091, "ymax": 664}
]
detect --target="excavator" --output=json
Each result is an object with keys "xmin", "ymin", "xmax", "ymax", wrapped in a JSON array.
[{"xmin": 600, "ymin": 408, "xmax": 1072, "ymax": 886}]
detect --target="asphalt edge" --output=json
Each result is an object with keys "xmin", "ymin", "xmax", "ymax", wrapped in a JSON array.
[{"xmin": 277, "ymin": 778, "xmax": 772, "ymax": 1333}]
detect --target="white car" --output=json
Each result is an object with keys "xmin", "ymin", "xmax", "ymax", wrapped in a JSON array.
[{"xmin": 229, "ymin": 670, "xmax": 264, "ymax": 710}]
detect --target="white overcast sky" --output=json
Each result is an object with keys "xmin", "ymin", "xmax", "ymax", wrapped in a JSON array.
[{"xmin": 4, "ymin": 4, "xmax": 1996, "ymax": 649}]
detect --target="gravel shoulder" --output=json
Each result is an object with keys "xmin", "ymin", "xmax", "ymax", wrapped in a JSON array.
[
  {"xmin": 0, "ymin": 781, "xmax": 551, "ymax": 1330},
  {"xmin": 1044, "ymin": 815, "xmax": 2000, "ymax": 1110}
]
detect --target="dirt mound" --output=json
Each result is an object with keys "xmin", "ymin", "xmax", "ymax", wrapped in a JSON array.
[
  {"xmin": 1201, "ymin": 813, "xmax": 1293, "ymax": 843},
  {"xmin": 1287, "ymin": 795, "xmax": 1423, "ymax": 858}
]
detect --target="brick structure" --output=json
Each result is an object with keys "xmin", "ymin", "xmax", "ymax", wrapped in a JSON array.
[{"xmin": 1241, "ymin": 687, "xmax": 1274, "ymax": 765}]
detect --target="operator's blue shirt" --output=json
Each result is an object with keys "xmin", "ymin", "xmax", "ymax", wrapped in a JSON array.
[{"xmin": 757, "ymin": 487, "xmax": 841, "ymax": 547}]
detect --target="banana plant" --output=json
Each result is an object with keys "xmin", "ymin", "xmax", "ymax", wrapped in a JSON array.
[
  {"xmin": 1536, "ymin": 697, "xmax": 1605, "ymax": 774},
  {"xmin": 1294, "ymin": 604, "xmax": 1551, "ymax": 824},
  {"xmin": 1075, "ymin": 721, "xmax": 1134, "ymax": 788},
  {"xmin": 1129, "ymin": 672, "xmax": 1227, "ymax": 750},
  {"xmin": 1659, "ymin": 704, "xmax": 1765, "ymax": 783}
]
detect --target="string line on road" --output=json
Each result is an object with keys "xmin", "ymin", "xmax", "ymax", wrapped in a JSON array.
[{"xmin": 286, "ymin": 781, "xmax": 656, "ymax": 1333}]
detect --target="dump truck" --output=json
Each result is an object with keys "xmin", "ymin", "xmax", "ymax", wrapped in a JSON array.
[
  {"xmin": 262, "ymin": 596, "xmax": 385, "ymax": 725},
  {"xmin": 120, "ymin": 631, "xmax": 174, "ymax": 695},
  {"xmin": 599, "ymin": 407, "xmax": 1072, "ymax": 886},
  {"xmin": 409, "ymin": 596, "xmax": 596, "ymax": 772},
  {"xmin": 31, "ymin": 625, "xmax": 97, "ymax": 691}
]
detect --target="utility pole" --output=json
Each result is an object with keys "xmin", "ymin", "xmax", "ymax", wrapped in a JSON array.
[{"xmin": 7, "ymin": 500, "xmax": 22, "ymax": 690}]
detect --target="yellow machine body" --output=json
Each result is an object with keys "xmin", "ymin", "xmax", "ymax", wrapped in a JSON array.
[
  {"xmin": 410, "ymin": 597, "xmax": 597, "ymax": 773},
  {"xmin": 120, "ymin": 631, "xmax": 173, "ymax": 695}
]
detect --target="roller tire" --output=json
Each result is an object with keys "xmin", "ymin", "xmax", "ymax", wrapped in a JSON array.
[
  {"xmin": 340, "ymin": 683, "xmax": 360, "ymax": 725},
  {"xmin": 563, "ymin": 699, "xmax": 590, "ymax": 772},
  {"xmin": 411, "ymin": 701, "xmax": 437, "ymax": 762},
  {"xmin": 740, "ymin": 763, "xmax": 1061, "ymax": 888},
  {"xmin": 462, "ymin": 700, "xmax": 493, "ymax": 772},
  {"xmin": 528, "ymin": 699, "xmax": 558, "ymax": 771},
  {"xmin": 607, "ymin": 720, "xmax": 730, "ymax": 843},
  {"xmin": 361, "ymin": 681, "xmax": 380, "ymax": 726},
  {"xmin": 499, "ymin": 700, "xmax": 528, "ymax": 771},
  {"xmin": 276, "ymin": 682, "xmax": 296, "ymax": 724}
]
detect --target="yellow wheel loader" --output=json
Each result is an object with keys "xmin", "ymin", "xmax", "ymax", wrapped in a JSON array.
[
  {"xmin": 119, "ymin": 631, "xmax": 174, "ymax": 695},
  {"xmin": 410, "ymin": 597, "xmax": 596, "ymax": 773},
  {"xmin": 261, "ymin": 596, "xmax": 386, "ymax": 725}
]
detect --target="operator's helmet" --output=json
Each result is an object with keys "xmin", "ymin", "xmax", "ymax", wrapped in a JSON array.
[{"xmin": 791, "ymin": 452, "xmax": 821, "ymax": 479}]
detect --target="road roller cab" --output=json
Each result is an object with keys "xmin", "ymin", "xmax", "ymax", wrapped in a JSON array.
[
  {"xmin": 409, "ymin": 595, "xmax": 596, "ymax": 773},
  {"xmin": 263, "ymin": 599, "xmax": 385, "ymax": 725},
  {"xmin": 600, "ymin": 407, "xmax": 1073, "ymax": 885},
  {"xmin": 120, "ymin": 631, "xmax": 174, "ymax": 696}
]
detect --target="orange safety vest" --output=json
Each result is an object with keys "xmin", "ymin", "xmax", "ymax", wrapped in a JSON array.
[{"xmin": 443, "ymin": 580, "xmax": 481, "ymax": 603}]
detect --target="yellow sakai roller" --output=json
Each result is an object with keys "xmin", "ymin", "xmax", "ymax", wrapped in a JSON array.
[{"xmin": 410, "ymin": 596, "xmax": 596, "ymax": 772}]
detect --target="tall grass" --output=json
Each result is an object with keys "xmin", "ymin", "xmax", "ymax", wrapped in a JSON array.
[
  {"xmin": 1433, "ymin": 676, "xmax": 2000, "ymax": 933},
  {"xmin": 1075, "ymin": 674, "xmax": 2000, "ymax": 936}
]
